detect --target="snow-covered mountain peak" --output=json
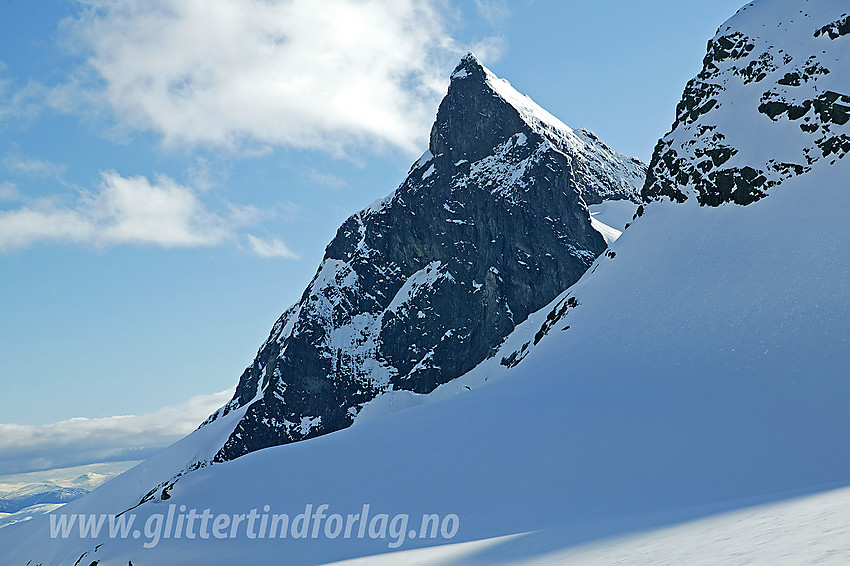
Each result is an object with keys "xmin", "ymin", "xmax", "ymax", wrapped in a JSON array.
[
  {"xmin": 449, "ymin": 51, "xmax": 485, "ymax": 80},
  {"xmin": 138, "ymin": 57, "xmax": 646, "ymax": 476},
  {"xmin": 446, "ymin": 52, "xmax": 575, "ymax": 144},
  {"xmin": 643, "ymin": 0, "xmax": 850, "ymax": 206},
  {"xmin": 432, "ymin": 54, "xmax": 646, "ymax": 203}
]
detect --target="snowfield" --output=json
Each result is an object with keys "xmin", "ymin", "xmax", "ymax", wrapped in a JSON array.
[{"xmin": 327, "ymin": 484, "xmax": 850, "ymax": 565}]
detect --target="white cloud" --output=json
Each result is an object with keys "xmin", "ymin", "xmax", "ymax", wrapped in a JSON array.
[
  {"xmin": 0, "ymin": 171, "xmax": 301, "ymax": 256},
  {"xmin": 62, "ymin": 0, "xmax": 480, "ymax": 156},
  {"xmin": 475, "ymin": 0, "xmax": 512, "ymax": 25},
  {"xmin": 469, "ymin": 36, "xmax": 508, "ymax": 64},
  {"xmin": 246, "ymin": 234, "xmax": 300, "ymax": 259},
  {"xmin": 2, "ymin": 155, "xmax": 66, "ymax": 178},
  {"xmin": 0, "ymin": 389, "xmax": 234, "ymax": 475},
  {"xmin": 226, "ymin": 203, "xmax": 271, "ymax": 227},
  {"xmin": 307, "ymin": 170, "xmax": 349, "ymax": 190},
  {"xmin": 0, "ymin": 69, "xmax": 46, "ymax": 125},
  {"xmin": 0, "ymin": 172, "xmax": 229, "ymax": 250},
  {"xmin": 0, "ymin": 182, "xmax": 19, "ymax": 201}
]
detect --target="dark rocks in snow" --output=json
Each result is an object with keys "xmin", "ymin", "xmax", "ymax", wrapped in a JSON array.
[
  {"xmin": 643, "ymin": 9, "xmax": 850, "ymax": 207},
  {"xmin": 814, "ymin": 14, "xmax": 850, "ymax": 39}
]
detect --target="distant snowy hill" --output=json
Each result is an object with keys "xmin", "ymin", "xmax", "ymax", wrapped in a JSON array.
[
  {"xmin": 0, "ymin": 470, "xmax": 124, "ymax": 523},
  {"xmin": 0, "ymin": 471, "xmax": 122, "ymax": 530},
  {"xmin": 1, "ymin": 1, "xmax": 848, "ymax": 565},
  {"xmin": 0, "ymin": 484, "xmax": 87, "ymax": 514}
]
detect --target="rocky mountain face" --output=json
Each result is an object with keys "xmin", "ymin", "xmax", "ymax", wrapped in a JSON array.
[
  {"xmin": 205, "ymin": 54, "xmax": 646, "ymax": 462},
  {"xmin": 643, "ymin": 0, "xmax": 850, "ymax": 206}
]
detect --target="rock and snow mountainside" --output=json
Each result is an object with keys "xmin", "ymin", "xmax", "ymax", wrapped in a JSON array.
[
  {"xmin": 204, "ymin": 53, "xmax": 645, "ymax": 463},
  {"xmin": 2, "ymin": 2, "xmax": 849, "ymax": 564},
  {"xmin": 643, "ymin": 0, "xmax": 850, "ymax": 205}
]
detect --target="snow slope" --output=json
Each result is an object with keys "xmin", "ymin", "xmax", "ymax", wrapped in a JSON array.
[{"xmin": 326, "ymin": 484, "xmax": 850, "ymax": 565}]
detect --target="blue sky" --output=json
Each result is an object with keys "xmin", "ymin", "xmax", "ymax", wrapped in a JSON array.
[{"xmin": 0, "ymin": 0, "xmax": 745, "ymax": 473}]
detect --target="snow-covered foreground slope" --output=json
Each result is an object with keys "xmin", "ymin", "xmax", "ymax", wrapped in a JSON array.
[
  {"xmin": 2, "ymin": 144, "xmax": 847, "ymax": 566},
  {"xmin": 327, "ymin": 484, "xmax": 850, "ymax": 565}
]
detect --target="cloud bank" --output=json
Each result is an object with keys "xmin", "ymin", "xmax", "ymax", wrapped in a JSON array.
[
  {"xmin": 2, "ymin": 1, "xmax": 507, "ymax": 253},
  {"xmin": 64, "ymin": 0, "xmax": 471, "ymax": 155},
  {"xmin": 0, "ymin": 171, "xmax": 303, "ymax": 255},
  {"xmin": 0, "ymin": 172, "xmax": 228, "ymax": 251},
  {"xmin": 0, "ymin": 389, "xmax": 234, "ymax": 475}
]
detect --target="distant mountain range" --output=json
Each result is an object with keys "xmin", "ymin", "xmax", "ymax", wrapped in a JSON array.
[
  {"xmin": 0, "ymin": 472, "xmax": 119, "ymax": 515},
  {"xmin": 0, "ymin": 484, "xmax": 87, "ymax": 514},
  {"xmin": 0, "ymin": 472, "xmax": 121, "ymax": 530}
]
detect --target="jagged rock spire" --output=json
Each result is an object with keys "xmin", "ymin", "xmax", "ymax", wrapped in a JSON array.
[{"xmin": 429, "ymin": 53, "xmax": 530, "ymax": 164}]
